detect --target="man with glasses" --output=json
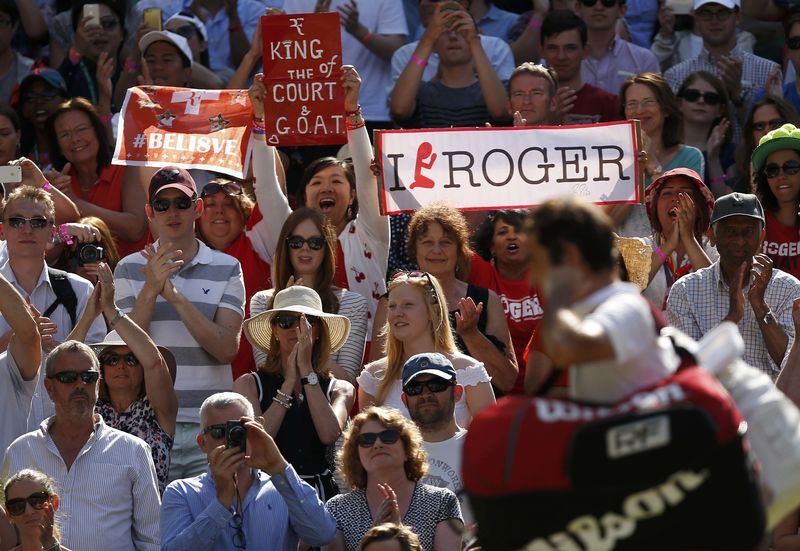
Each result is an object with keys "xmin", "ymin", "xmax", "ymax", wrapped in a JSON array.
[
  {"xmin": 507, "ymin": 62, "xmax": 558, "ymax": 126},
  {"xmin": 577, "ymin": 0, "xmax": 659, "ymax": 95},
  {"xmin": 2, "ymin": 340, "xmax": 161, "ymax": 551},
  {"xmin": 663, "ymin": 0, "xmax": 779, "ymax": 116},
  {"xmin": 0, "ymin": 186, "xmax": 106, "ymax": 426},
  {"xmin": 400, "ymin": 353, "xmax": 474, "ymax": 528},
  {"xmin": 0, "ymin": 3, "xmax": 33, "ymax": 104},
  {"xmin": 114, "ymin": 166, "xmax": 245, "ymax": 481},
  {"xmin": 161, "ymin": 392, "xmax": 336, "ymax": 550},
  {"xmin": 667, "ymin": 193, "xmax": 800, "ymax": 380}
]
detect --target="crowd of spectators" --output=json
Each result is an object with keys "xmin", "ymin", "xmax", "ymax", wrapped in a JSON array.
[{"xmin": 0, "ymin": 0, "xmax": 799, "ymax": 549}]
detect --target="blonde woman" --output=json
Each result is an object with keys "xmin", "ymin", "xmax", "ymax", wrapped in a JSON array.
[{"xmin": 358, "ymin": 272, "xmax": 495, "ymax": 428}]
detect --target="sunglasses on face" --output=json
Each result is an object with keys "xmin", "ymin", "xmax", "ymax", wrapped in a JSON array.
[
  {"xmin": 356, "ymin": 428, "xmax": 401, "ymax": 448},
  {"xmin": 47, "ymin": 370, "xmax": 100, "ymax": 384},
  {"xmin": 680, "ymin": 88, "xmax": 723, "ymax": 106},
  {"xmin": 4, "ymin": 216, "xmax": 50, "ymax": 229},
  {"xmin": 789, "ymin": 37, "xmax": 800, "ymax": 50},
  {"xmin": 404, "ymin": 378, "xmax": 453, "ymax": 396},
  {"xmin": 271, "ymin": 313, "xmax": 321, "ymax": 330},
  {"xmin": 201, "ymin": 181, "xmax": 242, "ymax": 198},
  {"xmin": 286, "ymin": 235, "xmax": 326, "ymax": 251},
  {"xmin": 753, "ymin": 119, "xmax": 785, "ymax": 133},
  {"xmin": 4, "ymin": 492, "xmax": 51, "ymax": 516},
  {"xmin": 764, "ymin": 160, "xmax": 800, "ymax": 179},
  {"xmin": 151, "ymin": 196, "xmax": 196, "ymax": 212},
  {"xmin": 201, "ymin": 423, "xmax": 228, "ymax": 439},
  {"xmin": 579, "ymin": 0, "xmax": 619, "ymax": 7},
  {"xmin": 101, "ymin": 353, "xmax": 140, "ymax": 367}
]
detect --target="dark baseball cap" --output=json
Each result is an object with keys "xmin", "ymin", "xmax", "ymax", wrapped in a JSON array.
[
  {"xmin": 710, "ymin": 192, "xmax": 765, "ymax": 226},
  {"xmin": 402, "ymin": 353, "xmax": 457, "ymax": 388},
  {"xmin": 148, "ymin": 166, "xmax": 197, "ymax": 202},
  {"xmin": 19, "ymin": 68, "xmax": 68, "ymax": 97}
]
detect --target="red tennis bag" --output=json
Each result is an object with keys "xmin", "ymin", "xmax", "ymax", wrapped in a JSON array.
[{"xmin": 463, "ymin": 365, "xmax": 765, "ymax": 550}]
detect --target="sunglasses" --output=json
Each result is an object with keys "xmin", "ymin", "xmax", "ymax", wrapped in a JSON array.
[
  {"xmin": 753, "ymin": 119, "xmax": 785, "ymax": 133},
  {"xmin": 231, "ymin": 511, "xmax": 246, "ymax": 549},
  {"xmin": 151, "ymin": 196, "xmax": 196, "ymax": 212},
  {"xmin": 789, "ymin": 37, "xmax": 800, "ymax": 51},
  {"xmin": 201, "ymin": 181, "xmax": 242, "ymax": 198},
  {"xmin": 271, "ymin": 313, "xmax": 320, "ymax": 330},
  {"xmin": 4, "ymin": 216, "xmax": 50, "ymax": 229},
  {"xmin": 764, "ymin": 160, "xmax": 800, "ymax": 179},
  {"xmin": 5, "ymin": 492, "xmax": 52, "ymax": 516},
  {"xmin": 286, "ymin": 235, "xmax": 326, "ymax": 251},
  {"xmin": 579, "ymin": 0, "xmax": 619, "ymax": 7},
  {"xmin": 680, "ymin": 88, "xmax": 723, "ymax": 106},
  {"xmin": 404, "ymin": 378, "xmax": 453, "ymax": 396},
  {"xmin": 47, "ymin": 370, "xmax": 100, "ymax": 384},
  {"xmin": 201, "ymin": 423, "xmax": 228, "ymax": 439},
  {"xmin": 356, "ymin": 428, "xmax": 401, "ymax": 448},
  {"xmin": 101, "ymin": 353, "xmax": 140, "ymax": 367}
]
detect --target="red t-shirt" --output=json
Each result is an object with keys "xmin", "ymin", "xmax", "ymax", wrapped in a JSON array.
[
  {"xmin": 225, "ymin": 204, "xmax": 272, "ymax": 379},
  {"xmin": 762, "ymin": 209, "xmax": 800, "ymax": 280},
  {"xmin": 69, "ymin": 164, "xmax": 151, "ymax": 257},
  {"xmin": 563, "ymin": 83, "xmax": 620, "ymax": 125},
  {"xmin": 468, "ymin": 252, "xmax": 544, "ymax": 394}
]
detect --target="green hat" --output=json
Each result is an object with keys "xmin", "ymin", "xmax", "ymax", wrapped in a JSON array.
[{"xmin": 751, "ymin": 123, "xmax": 800, "ymax": 173}]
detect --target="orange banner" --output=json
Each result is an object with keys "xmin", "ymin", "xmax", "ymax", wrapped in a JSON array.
[{"xmin": 112, "ymin": 86, "xmax": 253, "ymax": 178}]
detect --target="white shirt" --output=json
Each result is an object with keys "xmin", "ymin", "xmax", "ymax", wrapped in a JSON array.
[
  {"xmin": 569, "ymin": 282, "xmax": 680, "ymax": 404},
  {"xmin": 283, "ymin": 0, "xmax": 408, "ymax": 122},
  {"xmin": 422, "ymin": 429, "xmax": 473, "ymax": 525},
  {"xmin": 0, "ymin": 351, "xmax": 37, "ymax": 453},
  {"xmin": 3, "ymin": 415, "xmax": 161, "ymax": 551}
]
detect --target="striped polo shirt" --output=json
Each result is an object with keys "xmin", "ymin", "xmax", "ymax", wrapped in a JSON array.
[{"xmin": 114, "ymin": 239, "xmax": 245, "ymax": 423}]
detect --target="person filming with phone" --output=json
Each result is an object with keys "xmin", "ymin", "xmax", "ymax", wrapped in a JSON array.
[{"xmin": 160, "ymin": 392, "xmax": 336, "ymax": 551}]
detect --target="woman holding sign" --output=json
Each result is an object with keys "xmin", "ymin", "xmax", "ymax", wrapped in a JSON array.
[
  {"xmin": 44, "ymin": 98, "xmax": 149, "ymax": 257},
  {"xmin": 249, "ymin": 65, "xmax": 390, "ymax": 354}
]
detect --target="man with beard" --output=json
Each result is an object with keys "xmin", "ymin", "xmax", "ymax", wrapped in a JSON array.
[
  {"xmin": 2, "ymin": 340, "xmax": 161, "ymax": 550},
  {"xmin": 401, "ymin": 352, "xmax": 473, "ymax": 527}
]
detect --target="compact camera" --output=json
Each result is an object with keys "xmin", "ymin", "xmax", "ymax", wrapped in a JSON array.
[
  {"xmin": 225, "ymin": 420, "xmax": 247, "ymax": 452},
  {"xmin": 75, "ymin": 243, "xmax": 104, "ymax": 266}
]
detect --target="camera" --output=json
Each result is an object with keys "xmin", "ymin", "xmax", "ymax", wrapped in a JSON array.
[
  {"xmin": 75, "ymin": 243, "xmax": 104, "ymax": 266},
  {"xmin": 225, "ymin": 420, "xmax": 247, "ymax": 452}
]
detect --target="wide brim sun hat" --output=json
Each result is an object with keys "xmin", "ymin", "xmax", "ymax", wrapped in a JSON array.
[
  {"xmin": 645, "ymin": 167, "xmax": 715, "ymax": 224},
  {"xmin": 244, "ymin": 286, "xmax": 351, "ymax": 353},
  {"xmin": 89, "ymin": 330, "xmax": 177, "ymax": 383}
]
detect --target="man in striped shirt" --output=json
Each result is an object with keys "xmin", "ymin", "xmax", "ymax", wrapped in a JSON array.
[{"xmin": 114, "ymin": 166, "xmax": 245, "ymax": 481}]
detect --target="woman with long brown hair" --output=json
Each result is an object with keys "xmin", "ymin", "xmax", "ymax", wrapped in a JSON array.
[{"xmin": 249, "ymin": 207, "xmax": 368, "ymax": 384}]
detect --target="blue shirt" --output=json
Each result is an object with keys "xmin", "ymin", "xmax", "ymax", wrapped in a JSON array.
[{"xmin": 161, "ymin": 464, "xmax": 336, "ymax": 551}]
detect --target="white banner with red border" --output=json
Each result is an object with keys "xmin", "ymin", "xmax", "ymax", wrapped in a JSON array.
[
  {"xmin": 376, "ymin": 121, "xmax": 643, "ymax": 215},
  {"xmin": 112, "ymin": 86, "xmax": 253, "ymax": 179}
]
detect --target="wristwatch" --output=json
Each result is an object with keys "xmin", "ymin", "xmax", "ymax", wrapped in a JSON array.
[
  {"xmin": 301, "ymin": 372, "xmax": 319, "ymax": 386},
  {"xmin": 109, "ymin": 308, "xmax": 126, "ymax": 327},
  {"xmin": 760, "ymin": 310, "xmax": 776, "ymax": 326}
]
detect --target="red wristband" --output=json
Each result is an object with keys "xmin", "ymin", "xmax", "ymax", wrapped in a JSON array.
[
  {"xmin": 361, "ymin": 31, "xmax": 373, "ymax": 45},
  {"xmin": 528, "ymin": 16, "xmax": 542, "ymax": 30}
]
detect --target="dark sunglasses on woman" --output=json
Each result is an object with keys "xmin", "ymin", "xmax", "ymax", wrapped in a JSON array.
[
  {"xmin": 101, "ymin": 353, "xmax": 141, "ymax": 367},
  {"xmin": 356, "ymin": 428, "xmax": 401, "ymax": 448},
  {"xmin": 764, "ymin": 160, "xmax": 800, "ymax": 179},
  {"xmin": 272, "ymin": 313, "xmax": 321, "ymax": 330},
  {"xmin": 680, "ymin": 89, "xmax": 723, "ymax": 106},
  {"xmin": 4, "ymin": 492, "xmax": 52, "ymax": 516},
  {"xmin": 201, "ymin": 181, "xmax": 242, "ymax": 198},
  {"xmin": 286, "ymin": 235, "xmax": 326, "ymax": 250}
]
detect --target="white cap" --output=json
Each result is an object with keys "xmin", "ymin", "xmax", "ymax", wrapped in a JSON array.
[
  {"xmin": 139, "ymin": 30, "xmax": 193, "ymax": 66},
  {"xmin": 693, "ymin": 0, "xmax": 738, "ymax": 10},
  {"xmin": 165, "ymin": 12, "xmax": 209, "ymax": 43}
]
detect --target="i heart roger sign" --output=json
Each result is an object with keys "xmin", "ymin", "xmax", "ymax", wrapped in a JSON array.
[
  {"xmin": 113, "ymin": 86, "xmax": 253, "ymax": 178},
  {"xmin": 376, "ymin": 121, "xmax": 643, "ymax": 215}
]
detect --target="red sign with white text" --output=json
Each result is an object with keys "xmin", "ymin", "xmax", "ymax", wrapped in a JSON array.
[
  {"xmin": 112, "ymin": 86, "xmax": 253, "ymax": 178},
  {"xmin": 261, "ymin": 12, "xmax": 346, "ymax": 146}
]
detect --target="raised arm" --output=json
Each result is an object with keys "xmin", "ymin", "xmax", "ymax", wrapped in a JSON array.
[
  {"xmin": 343, "ymin": 66, "xmax": 390, "ymax": 247},
  {"xmin": 97, "ymin": 262, "xmax": 177, "ymax": 437},
  {"xmin": 14, "ymin": 158, "xmax": 80, "ymax": 223},
  {"xmin": 0, "ymin": 273, "xmax": 41, "ymax": 381},
  {"xmin": 337, "ymin": 1, "xmax": 406, "ymax": 63}
]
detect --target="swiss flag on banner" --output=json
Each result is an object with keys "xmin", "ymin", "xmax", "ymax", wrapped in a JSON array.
[{"xmin": 112, "ymin": 86, "xmax": 254, "ymax": 178}]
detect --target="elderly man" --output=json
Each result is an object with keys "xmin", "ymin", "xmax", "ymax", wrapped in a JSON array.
[
  {"xmin": 667, "ymin": 193, "xmax": 800, "ymax": 380},
  {"xmin": 2, "ymin": 339, "xmax": 161, "ymax": 550},
  {"xmin": 160, "ymin": 392, "xmax": 336, "ymax": 550}
]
